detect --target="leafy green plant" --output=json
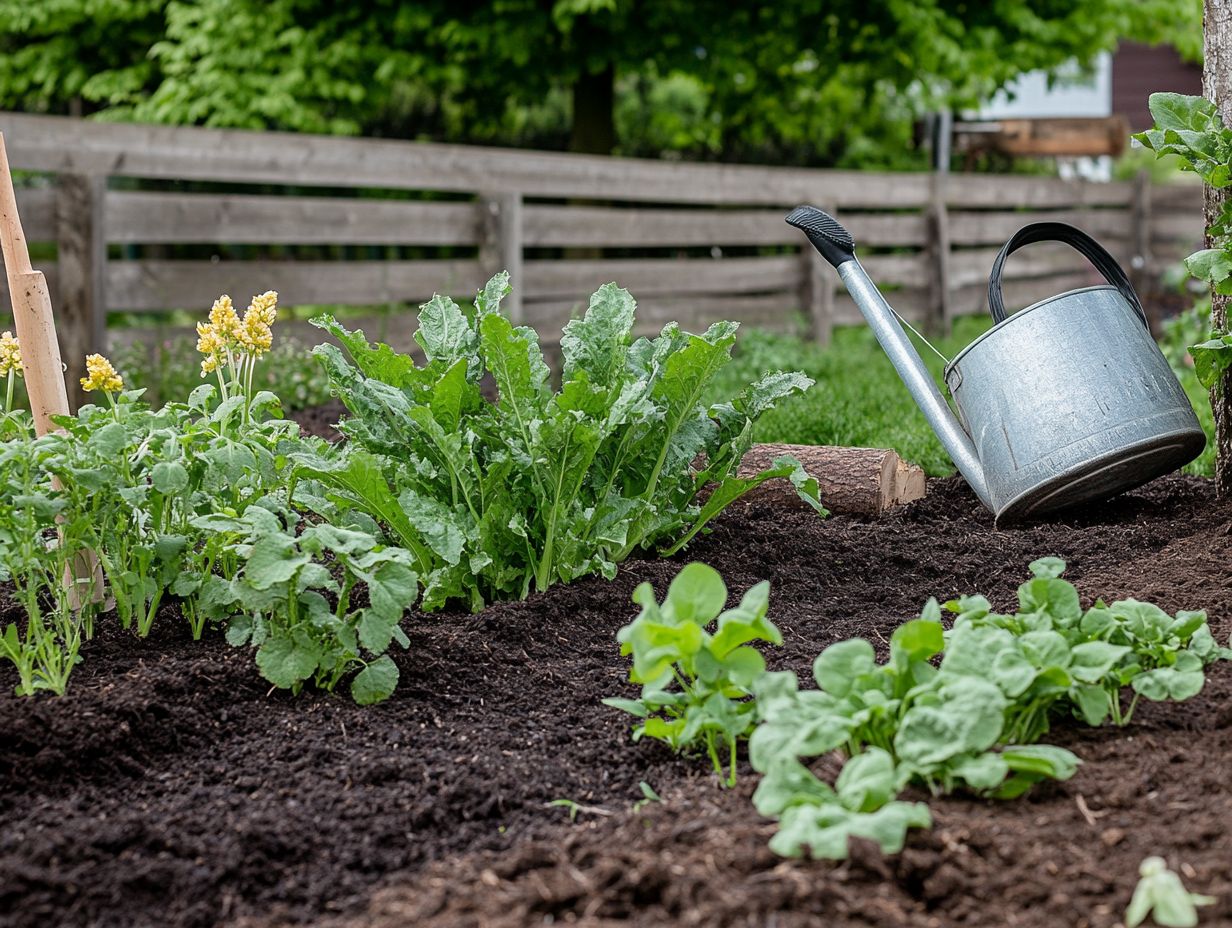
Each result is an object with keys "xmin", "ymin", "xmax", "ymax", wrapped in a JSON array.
[
  {"xmin": 947, "ymin": 557, "xmax": 1231, "ymax": 729},
  {"xmin": 213, "ymin": 506, "xmax": 417, "ymax": 705},
  {"xmin": 0, "ymin": 430, "xmax": 100, "ymax": 694},
  {"xmin": 603, "ymin": 562, "xmax": 782, "ymax": 786},
  {"xmin": 749, "ymin": 559, "xmax": 1228, "ymax": 860},
  {"xmin": 1134, "ymin": 92, "xmax": 1232, "ymax": 389},
  {"xmin": 300, "ymin": 273, "xmax": 823, "ymax": 612},
  {"xmin": 1127, "ymin": 857, "xmax": 1216, "ymax": 928},
  {"xmin": 753, "ymin": 746, "xmax": 932, "ymax": 859}
]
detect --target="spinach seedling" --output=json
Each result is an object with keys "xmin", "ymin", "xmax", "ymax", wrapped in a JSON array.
[
  {"xmin": 604, "ymin": 562, "xmax": 781, "ymax": 786},
  {"xmin": 1126, "ymin": 857, "xmax": 1215, "ymax": 928}
]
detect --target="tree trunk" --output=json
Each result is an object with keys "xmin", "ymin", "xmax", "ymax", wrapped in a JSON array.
[
  {"xmin": 568, "ymin": 63, "xmax": 616, "ymax": 155},
  {"xmin": 1205, "ymin": 0, "xmax": 1232, "ymax": 494}
]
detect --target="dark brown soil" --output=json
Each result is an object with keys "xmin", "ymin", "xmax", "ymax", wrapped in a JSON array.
[{"xmin": 3, "ymin": 473, "xmax": 1232, "ymax": 928}]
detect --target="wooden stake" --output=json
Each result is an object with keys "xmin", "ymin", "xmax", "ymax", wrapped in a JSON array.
[
  {"xmin": 0, "ymin": 132, "xmax": 100, "ymax": 607},
  {"xmin": 0, "ymin": 134, "xmax": 71, "ymax": 433}
]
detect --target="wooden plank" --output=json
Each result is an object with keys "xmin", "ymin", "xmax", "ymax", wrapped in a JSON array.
[
  {"xmin": 949, "ymin": 208, "xmax": 1131, "ymax": 247},
  {"xmin": 521, "ymin": 255, "xmax": 800, "ymax": 300},
  {"xmin": 56, "ymin": 174, "xmax": 107, "ymax": 404},
  {"xmin": 1149, "ymin": 211, "xmax": 1204, "ymax": 243},
  {"xmin": 15, "ymin": 186, "xmax": 55, "ymax": 241},
  {"xmin": 1150, "ymin": 183, "xmax": 1203, "ymax": 211},
  {"xmin": 857, "ymin": 253, "xmax": 928, "ymax": 288},
  {"xmin": 0, "ymin": 111, "xmax": 933, "ymax": 208},
  {"xmin": 800, "ymin": 244, "xmax": 832, "ymax": 345},
  {"xmin": 949, "ymin": 271, "xmax": 1094, "ymax": 319},
  {"xmin": 842, "ymin": 212, "xmax": 929, "ymax": 247},
  {"xmin": 104, "ymin": 259, "xmax": 485, "ymax": 312},
  {"xmin": 104, "ymin": 190, "xmax": 480, "ymax": 245},
  {"xmin": 945, "ymin": 174, "xmax": 1133, "ymax": 209},
  {"xmin": 833, "ymin": 288, "xmax": 930, "ymax": 325},
  {"xmin": 523, "ymin": 204, "xmax": 928, "ymax": 249},
  {"xmin": 478, "ymin": 192, "xmax": 523, "ymax": 321},
  {"xmin": 523, "ymin": 205, "xmax": 798, "ymax": 248},
  {"xmin": 949, "ymin": 243, "xmax": 1095, "ymax": 290},
  {"xmin": 924, "ymin": 174, "xmax": 951, "ymax": 334}
]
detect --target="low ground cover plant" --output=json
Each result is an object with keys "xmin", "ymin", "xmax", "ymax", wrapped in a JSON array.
[
  {"xmin": 212, "ymin": 506, "xmax": 418, "ymax": 704},
  {"xmin": 609, "ymin": 560, "xmax": 1230, "ymax": 861},
  {"xmin": 751, "ymin": 558, "xmax": 1230, "ymax": 859},
  {"xmin": 603, "ymin": 562, "xmax": 782, "ymax": 786},
  {"xmin": 301, "ymin": 273, "xmax": 824, "ymax": 612}
]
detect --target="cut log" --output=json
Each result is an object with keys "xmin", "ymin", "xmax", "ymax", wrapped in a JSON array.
[{"xmin": 737, "ymin": 443, "xmax": 927, "ymax": 516}]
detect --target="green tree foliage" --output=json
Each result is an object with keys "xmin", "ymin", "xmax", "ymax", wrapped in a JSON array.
[{"xmin": 0, "ymin": 0, "xmax": 1202, "ymax": 166}]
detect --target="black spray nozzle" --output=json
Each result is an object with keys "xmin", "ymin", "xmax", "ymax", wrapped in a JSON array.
[{"xmin": 786, "ymin": 206, "xmax": 856, "ymax": 268}]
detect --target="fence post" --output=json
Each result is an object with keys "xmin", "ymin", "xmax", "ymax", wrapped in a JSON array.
[
  {"xmin": 1130, "ymin": 170, "xmax": 1158, "ymax": 335},
  {"xmin": 479, "ymin": 191, "xmax": 523, "ymax": 323},
  {"xmin": 800, "ymin": 201, "xmax": 834, "ymax": 345},
  {"xmin": 55, "ymin": 172, "xmax": 106, "ymax": 409},
  {"xmin": 924, "ymin": 172, "xmax": 951, "ymax": 336}
]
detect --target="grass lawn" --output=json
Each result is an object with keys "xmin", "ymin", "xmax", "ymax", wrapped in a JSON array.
[{"xmin": 714, "ymin": 317, "xmax": 1216, "ymax": 478}]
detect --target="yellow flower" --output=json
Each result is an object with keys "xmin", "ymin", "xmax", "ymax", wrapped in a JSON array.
[
  {"xmin": 208, "ymin": 294, "xmax": 241, "ymax": 341},
  {"xmin": 237, "ymin": 290, "xmax": 278, "ymax": 357},
  {"xmin": 0, "ymin": 331, "xmax": 21, "ymax": 377},
  {"xmin": 80, "ymin": 354, "xmax": 124, "ymax": 394},
  {"xmin": 196, "ymin": 321, "xmax": 226, "ymax": 377}
]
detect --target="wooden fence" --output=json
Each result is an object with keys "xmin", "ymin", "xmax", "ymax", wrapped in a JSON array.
[{"xmin": 0, "ymin": 112, "xmax": 1205, "ymax": 397}]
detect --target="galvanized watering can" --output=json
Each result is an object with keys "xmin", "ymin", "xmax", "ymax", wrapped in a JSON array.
[{"xmin": 786, "ymin": 206, "xmax": 1206, "ymax": 521}]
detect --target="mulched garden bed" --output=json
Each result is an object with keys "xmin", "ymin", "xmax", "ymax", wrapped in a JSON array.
[{"xmin": 3, "ymin": 468, "xmax": 1231, "ymax": 928}]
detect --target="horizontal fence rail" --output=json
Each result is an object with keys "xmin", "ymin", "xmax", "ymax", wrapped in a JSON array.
[{"xmin": 0, "ymin": 111, "xmax": 1205, "ymax": 399}]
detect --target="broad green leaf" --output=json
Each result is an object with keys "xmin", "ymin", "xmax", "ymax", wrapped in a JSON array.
[
  {"xmin": 560, "ymin": 282, "xmax": 637, "ymax": 389},
  {"xmin": 1071, "ymin": 683, "xmax": 1110, "ymax": 726},
  {"xmin": 362, "ymin": 559, "xmax": 419, "ymax": 624},
  {"xmin": 1131, "ymin": 666, "xmax": 1205, "ymax": 702},
  {"xmin": 1184, "ymin": 248, "xmax": 1232, "ymax": 285},
  {"xmin": 1190, "ymin": 336, "xmax": 1232, "ymax": 389},
  {"xmin": 415, "ymin": 294, "xmax": 479, "ymax": 369},
  {"xmin": 87, "ymin": 422, "xmax": 129, "ymax": 457},
  {"xmin": 813, "ymin": 638, "xmax": 876, "ymax": 697},
  {"xmin": 397, "ymin": 488, "xmax": 465, "ymax": 565},
  {"xmin": 1149, "ymin": 92, "xmax": 1217, "ymax": 132},
  {"xmin": 151, "ymin": 460, "xmax": 190, "ymax": 494},
  {"xmin": 601, "ymin": 696, "xmax": 649, "ymax": 717},
  {"xmin": 1069, "ymin": 641, "xmax": 1131, "ymax": 684},
  {"xmin": 292, "ymin": 450, "xmax": 434, "ymax": 573},
  {"xmin": 768, "ymin": 797, "xmax": 931, "ymax": 860},
  {"xmin": 351, "ymin": 655, "xmax": 400, "ymax": 705},
  {"xmin": 357, "ymin": 608, "xmax": 398, "ymax": 654},
  {"xmin": 312, "ymin": 315, "xmax": 420, "ymax": 387},
  {"xmin": 664, "ymin": 561, "xmax": 727, "ymax": 624},
  {"xmin": 475, "ymin": 271, "xmax": 511, "ymax": 316},
  {"xmin": 950, "ymin": 752, "xmax": 1008, "ymax": 791},
  {"xmin": 245, "ymin": 534, "xmax": 310, "ymax": 589},
  {"xmin": 834, "ymin": 747, "xmax": 898, "ymax": 813},
  {"xmin": 256, "ymin": 634, "xmax": 321, "ymax": 688}
]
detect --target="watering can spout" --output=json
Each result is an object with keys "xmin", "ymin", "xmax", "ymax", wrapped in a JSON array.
[{"xmin": 786, "ymin": 206, "xmax": 994, "ymax": 510}]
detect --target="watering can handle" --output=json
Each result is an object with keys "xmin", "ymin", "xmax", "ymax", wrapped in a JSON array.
[{"xmin": 988, "ymin": 222, "xmax": 1148, "ymax": 328}]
